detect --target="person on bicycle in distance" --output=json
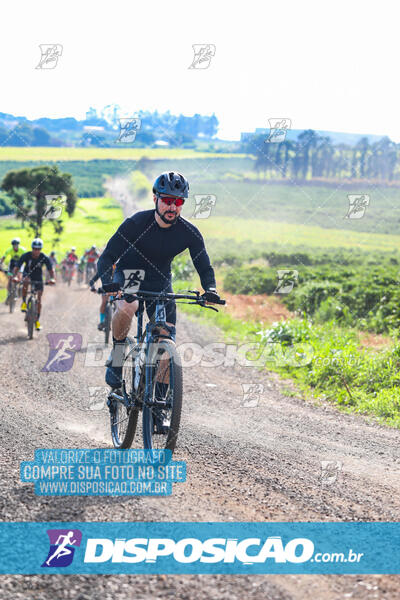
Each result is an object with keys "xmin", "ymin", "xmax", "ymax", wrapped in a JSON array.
[
  {"xmin": 14, "ymin": 238, "xmax": 56, "ymax": 330},
  {"xmin": 84, "ymin": 244, "xmax": 100, "ymax": 278},
  {"xmin": 66, "ymin": 247, "xmax": 78, "ymax": 264},
  {"xmin": 96, "ymin": 171, "xmax": 221, "ymax": 388},
  {"xmin": 65, "ymin": 246, "xmax": 78, "ymax": 279},
  {"xmin": 49, "ymin": 250, "xmax": 58, "ymax": 269},
  {"xmin": 0, "ymin": 237, "xmax": 26, "ymax": 304}
]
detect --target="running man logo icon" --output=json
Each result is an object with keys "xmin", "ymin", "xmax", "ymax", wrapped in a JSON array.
[
  {"xmin": 320, "ymin": 461, "xmax": 342, "ymax": 485},
  {"xmin": 265, "ymin": 118, "xmax": 292, "ymax": 143},
  {"xmin": 81, "ymin": 386, "xmax": 108, "ymax": 411},
  {"xmin": 192, "ymin": 195, "xmax": 217, "ymax": 219},
  {"xmin": 42, "ymin": 333, "xmax": 82, "ymax": 373},
  {"xmin": 345, "ymin": 194, "xmax": 370, "ymax": 219},
  {"xmin": 36, "ymin": 44, "xmax": 63, "ymax": 69},
  {"xmin": 241, "ymin": 383, "xmax": 264, "ymax": 408},
  {"xmin": 188, "ymin": 44, "xmax": 216, "ymax": 69},
  {"xmin": 116, "ymin": 118, "xmax": 141, "ymax": 143},
  {"xmin": 44, "ymin": 195, "xmax": 66, "ymax": 220},
  {"xmin": 274, "ymin": 270, "xmax": 298, "ymax": 294},
  {"xmin": 41, "ymin": 529, "xmax": 82, "ymax": 568},
  {"xmin": 123, "ymin": 269, "xmax": 145, "ymax": 294}
]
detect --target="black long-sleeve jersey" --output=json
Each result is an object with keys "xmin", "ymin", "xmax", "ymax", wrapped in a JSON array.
[
  {"xmin": 97, "ymin": 209, "xmax": 216, "ymax": 290},
  {"xmin": 17, "ymin": 251, "xmax": 53, "ymax": 282}
]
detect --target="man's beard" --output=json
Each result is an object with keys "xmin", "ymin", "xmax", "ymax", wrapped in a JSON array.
[{"xmin": 156, "ymin": 200, "xmax": 178, "ymax": 225}]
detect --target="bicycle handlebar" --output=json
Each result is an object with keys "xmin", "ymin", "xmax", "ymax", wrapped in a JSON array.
[{"xmin": 96, "ymin": 283, "xmax": 226, "ymax": 307}]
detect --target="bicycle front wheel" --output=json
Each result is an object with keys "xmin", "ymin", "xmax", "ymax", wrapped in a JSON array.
[
  {"xmin": 110, "ymin": 337, "xmax": 139, "ymax": 449},
  {"xmin": 27, "ymin": 298, "xmax": 36, "ymax": 339},
  {"xmin": 142, "ymin": 340, "xmax": 183, "ymax": 454}
]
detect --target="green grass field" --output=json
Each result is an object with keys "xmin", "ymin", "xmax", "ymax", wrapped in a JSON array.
[
  {"xmin": 0, "ymin": 147, "xmax": 247, "ymax": 162},
  {"xmin": 191, "ymin": 216, "xmax": 400, "ymax": 253},
  {"xmin": 0, "ymin": 196, "xmax": 123, "ymax": 257}
]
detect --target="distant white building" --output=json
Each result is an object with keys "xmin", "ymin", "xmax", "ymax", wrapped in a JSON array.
[
  {"xmin": 154, "ymin": 140, "xmax": 169, "ymax": 146},
  {"xmin": 83, "ymin": 125, "xmax": 105, "ymax": 133}
]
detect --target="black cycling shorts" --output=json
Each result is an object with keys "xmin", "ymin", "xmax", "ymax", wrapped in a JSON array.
[
  {"xmin": 8, "ymin": 258, "xmax": 18, "ymax": 272},
  {"xmin": 112, "ymin": 270, "xmax": 177, "ymax": 326},
  {"xmin": 25, "ymin": 279, "xmax": 44, "ymax": 292}
]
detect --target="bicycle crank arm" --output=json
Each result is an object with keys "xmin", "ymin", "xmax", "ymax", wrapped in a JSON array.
[{"xmin": 108, "ymin": 390, "xmax": 124, "ymax": 403}]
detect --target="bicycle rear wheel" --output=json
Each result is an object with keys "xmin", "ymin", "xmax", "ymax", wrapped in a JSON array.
[
  {"xmin": 142, "ymin": 340, "xmax": 182, "ymax": 454},
  {"xmin": 109, "ymin": 337, "xmax": 139, "ymax": 449}
]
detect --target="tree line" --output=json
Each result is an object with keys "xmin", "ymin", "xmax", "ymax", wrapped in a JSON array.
[
  {"xmin": 0, "ymin": 107, "xmax": 219, "ymax": 148},
  {"xmin": 243, "ymin": 129, "xmax": 400, "ymax": 181}
]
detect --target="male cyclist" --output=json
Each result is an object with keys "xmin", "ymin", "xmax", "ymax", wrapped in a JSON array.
[
  {"xmin": 14, "ymin": 238, "xmax": 55, "ymax": 330},
  {"xmin": 67, "ymin": 247, "xmax": 78, "ymax": 263},
  {"xmin": 84, "ymin": 245, "xmax": 100, "ymax": 282},
  {"xmin": 49, "ymin": 250, "xmax": 58, "ymax": 269},
  {"xmin": 65, "ymin": 247, "xmax": 78, "ymax": 282},
  {"xmin": 0, "ymin": 238, "xmax": 26, "ymax": 304},
  {"xmin": 96, "ymin": 171, "xmax": 220, "ymax": 389}
]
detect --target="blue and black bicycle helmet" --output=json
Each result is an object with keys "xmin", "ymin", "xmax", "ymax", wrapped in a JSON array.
[{"xmin": 153, "ymin": 172, "xmax": 189, "ymax": 198}]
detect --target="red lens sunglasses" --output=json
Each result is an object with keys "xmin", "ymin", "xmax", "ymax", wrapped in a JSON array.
[{"xmin": 157, "ymin": 194, "xmax": 185, "ymax": 207}]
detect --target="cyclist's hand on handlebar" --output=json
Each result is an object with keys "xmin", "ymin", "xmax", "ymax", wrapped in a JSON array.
[{"xmin": 201, "ymin": 288, "xmax": 221, "ymax": 304}]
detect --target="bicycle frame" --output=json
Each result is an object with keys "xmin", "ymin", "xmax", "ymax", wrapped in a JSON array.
[
  {"xmin": 108, "ymin": 297, "xmax": 173, "ymax": 413},
  {"xmin": 99, "ymin": 284, "xmax": 225, "ymax": 450},
  {"xmin": 102, "ymin": 285, "xmax": 225, "ymax": 410}
]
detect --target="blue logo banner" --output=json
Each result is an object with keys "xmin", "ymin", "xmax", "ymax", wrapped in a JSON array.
[{"xmin": 1, "ymin": 522, "xmax": 400, "ymax": 574}]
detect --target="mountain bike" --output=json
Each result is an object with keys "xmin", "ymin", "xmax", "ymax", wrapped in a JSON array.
[
  {"xmin": 1, "ymin": 264, "xmax": 19, "ymax": 313},
  {"xmin": 97, "ymin": 284, "xmax": 225, "ymax": 454},
  {"xmin": 24, "ymin": 282, "xmax": 40, "ymax": 339}
]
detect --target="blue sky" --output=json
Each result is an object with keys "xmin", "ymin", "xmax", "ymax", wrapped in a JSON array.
[{"xmin": 0, "ymin": 0, "xmax": 398, "ymax": 141}]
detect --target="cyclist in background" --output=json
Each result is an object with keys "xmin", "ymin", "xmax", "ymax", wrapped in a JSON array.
[
  {"xmin": 14, "ymin": 238, "xmax": 56, "ymax": 330},
  {"xmin": 0, "ymin": 238, "xmax": 26, "ymax": 305},
  {"xmin": 84, "ymin": 244, "xmax": 100, "ymax": 282},
  {"xmin": 67, "ymin": 247, "xmax": 78, "ymax": 263},
  {"xmin": 64, "ymin": 247, "xmax": 78, "ymax": 283},
  {"xmin": 48, "ymin": 251, "xmax": 58, "ymax": 282}
]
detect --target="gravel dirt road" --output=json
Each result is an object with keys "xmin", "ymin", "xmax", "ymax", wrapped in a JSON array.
[{"xmin": 1, "ymin": 179, "xmax": 399, "ymax": 599}]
